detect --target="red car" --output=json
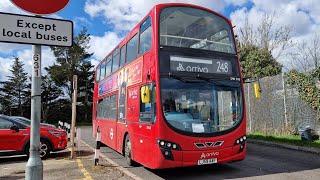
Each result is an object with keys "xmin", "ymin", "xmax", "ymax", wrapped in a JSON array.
[{"xmin": 0, "ymin": 115, "xmax": 67, "ymax": 159}]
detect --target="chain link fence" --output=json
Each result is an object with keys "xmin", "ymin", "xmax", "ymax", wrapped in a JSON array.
[{"xmin": 245, "ymin": 73, "xmax": 320, "ymax": 135}]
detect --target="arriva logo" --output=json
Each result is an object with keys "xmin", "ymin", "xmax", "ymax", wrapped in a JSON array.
[
  {"xmin": 176, "ymin": 63, "xmax": 209, "ymax": 73},
  {"xmin": 200, "ymin": 151, "xmax": 219, "ymax": 159}
]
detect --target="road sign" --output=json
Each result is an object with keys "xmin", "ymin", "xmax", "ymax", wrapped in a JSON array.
[
  {"xmin": 10, "ymin": 0, "xmax": 69, "ymax": 15},
  {"xmin": 0, "ymin": 12, "xmax": 73, "ymax": 47}
]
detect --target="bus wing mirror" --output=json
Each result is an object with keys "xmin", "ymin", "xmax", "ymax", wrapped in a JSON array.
[{"xmin": 141, "ymin": 85, "xmax": 151, "ymax": 103}]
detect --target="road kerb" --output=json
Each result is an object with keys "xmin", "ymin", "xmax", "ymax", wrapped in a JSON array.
[
  {"xmin": 81, "ymin": 140, "xmax": 143, "ymax": 180},
  {"xmin": 248, "ymin": 139, "xmax": 320, "ymax": 154}
]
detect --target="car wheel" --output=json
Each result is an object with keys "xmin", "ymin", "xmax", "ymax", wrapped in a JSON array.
[
  {"xmin": 24, "ymin": 140, "xmax": 51, "ymax": 159},
  {"xmin": 39, "ymin": 140, "xmax": 51, "ymax": 159},
  {"xmin": 124, "ymin": 135, "xmax": 134, "ymax": 166},
  {"xmin": 24, "ymin": 143, "xmax": 30, "ymax": 157}
]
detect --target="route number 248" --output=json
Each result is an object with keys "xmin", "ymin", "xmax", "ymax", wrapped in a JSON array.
[{"xmin": 216, "ymin": 61, "xmax": 229, "ymax": 73}]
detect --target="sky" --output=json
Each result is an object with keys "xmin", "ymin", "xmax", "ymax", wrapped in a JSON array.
[{"xmin": 0, "ymin": 0, "xmax": 319, "ymax": 81}]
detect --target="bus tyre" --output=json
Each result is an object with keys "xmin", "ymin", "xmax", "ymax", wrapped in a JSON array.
[
  {"xmin": 24, "ymin": 142, "xmax": 30, "ymax": 157},
  {"xmin": 124, "ymin": 135, "xmax": 134, "ymax": 166}
]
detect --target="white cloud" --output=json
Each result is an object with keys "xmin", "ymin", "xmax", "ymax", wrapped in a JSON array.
[
  {"xmin": 0, "ymin": 47, "xmax": 56, "ymax": 81},
  {"xmin": 73, "ymin": 17, "xmax": 92, "ymax": 30},
  {"xmin": 84, "ymin": 0, "xmax": 228, "ymax": 32},
  {"xmin": 230, "ymin": 0, "xmax": 320, "ymax": 70},
  {"xmin": 0, "ymin": 0, "xmax": 59, "ymax": 81},
  {"xmin": 225, "ymin": 0, "xmax": 249, "ymax": 6},
  {"xmin": 0, "ymin": 56, "xmax": 13, "ymax": 80},
  {"xmin": 0, "ymin": 0, "xmax": 25, "ymax": 14},
  {"xmin": 0, "ymin": 43, "xmax": 29, "ymax": 54},
  {"xmin": 89, "ymin": 31, "xmax": 122, "ymax": 61}
]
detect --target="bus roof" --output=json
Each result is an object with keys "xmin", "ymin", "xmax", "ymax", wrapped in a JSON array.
[{"xmin": 94, "ymin": 3, "xmax": 233, "ymax": 71}]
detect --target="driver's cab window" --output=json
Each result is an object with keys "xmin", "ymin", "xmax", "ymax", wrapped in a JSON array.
[
  {"xmin": 140, "ymin": 84, "xmax": 156, "ymax": 123},
  {"xmin": 0, "ymin": 118, "xmax": 14, "ymax": 129}
]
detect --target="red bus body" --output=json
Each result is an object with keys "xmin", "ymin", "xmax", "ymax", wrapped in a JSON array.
[{"xmin": 92, "ymin": 3, "xmax": 246, "ymax": 169}]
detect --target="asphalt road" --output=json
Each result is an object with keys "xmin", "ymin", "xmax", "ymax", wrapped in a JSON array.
[{"xmin": 80, "ymin": 126, "xmax": 320, "ymax": 180}]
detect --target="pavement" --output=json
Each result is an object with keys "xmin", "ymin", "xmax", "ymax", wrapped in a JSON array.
[
  {"xmin": 247, "ymin": 138, "xmax": 320, "ymax": 155},
  {"xmin": 1, "ymin": 126, "xmax": 320, "ymax": 180},
  {"xmin": 79, "ymin": 126, "xmax": 320, "ymax": 180},
  {"xmin": 0, "ymin": 140, "xmax": 131, "ymax": 180}
]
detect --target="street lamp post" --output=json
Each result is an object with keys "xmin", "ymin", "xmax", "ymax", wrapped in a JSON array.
[{"xmin": 26, "ymin": 45, "xmax": 43, "ymax": 180}]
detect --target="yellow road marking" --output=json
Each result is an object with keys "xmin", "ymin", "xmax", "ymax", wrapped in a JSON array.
[
  {"xmin": 76, "ymin": 158, "xmax": 94, "ymax": 180},
  {"xmin": 81, "ymin": 140, "xmax": 142, "ymax": 180}
]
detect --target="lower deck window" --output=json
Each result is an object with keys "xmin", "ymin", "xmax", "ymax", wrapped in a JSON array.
[{"xmin": 97, "ymin": 94, "xmax": 117, "ymax": 119}]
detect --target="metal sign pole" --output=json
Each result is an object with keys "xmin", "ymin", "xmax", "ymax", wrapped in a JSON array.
[
  {"xmin": 26, "ymin": 44, "xmax": 43, "ymax": 180},
  {"xmin": 70, "ymin": 75, "xmax": 77, "ymax": 159}
]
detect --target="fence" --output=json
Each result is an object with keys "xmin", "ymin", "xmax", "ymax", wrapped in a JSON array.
[
  {"xmin": 245, "ymin": 73, "xmax": 320, "ymax": 135},
  {"xmin": 58, "ymin": 121, "xmax": 81, "ymax": 149}
]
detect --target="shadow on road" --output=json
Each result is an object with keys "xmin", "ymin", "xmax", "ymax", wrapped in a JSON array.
[
  {"xmin": 0, "ymin": 150, "xmax": 93, "ymax": 165},
  {"xmin": 150, "ymin": 144, "xmax": 320, "ymax": 180},
  {"xmin": 80, "ymin": 126, "xmax": 320, "ymax": 180}
]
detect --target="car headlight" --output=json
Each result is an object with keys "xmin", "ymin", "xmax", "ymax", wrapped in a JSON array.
[{"xmin": 48, "ymin": 130, "xmax": 65, "ymax": 137}]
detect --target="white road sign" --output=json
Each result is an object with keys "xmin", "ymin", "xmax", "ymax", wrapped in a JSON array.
[{"xmin": 0, "ymin": 12, "xmax": 73, "ymax": 47}]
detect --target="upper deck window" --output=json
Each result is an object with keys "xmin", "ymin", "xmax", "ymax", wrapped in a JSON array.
[
  {"xmin": 99, "ymin": 61, "xmax": 106, "ymax": 80},
  {"xmin": 160, "ymin": 7, "xmax": 235, "ymax": 54},
  {"xmin": 120, "ymin": 45, "xmax": 126, "ymax": 67},
  {"xmin": 126, "ymin": 34, "xmax": 138, "ymax": 63},
  {"xmin": 106, "ymin": 56, "xmax": 112, "ymax": 76},
  {"xmin": 112, "ymin": 48, "xmax": 120, "ymax": 71},
  {"xmin": 139, "ymin": 17, "xmax": 152, "ymax": 54}
]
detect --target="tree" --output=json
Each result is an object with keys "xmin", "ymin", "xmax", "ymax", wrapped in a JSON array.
[
  {"xmin": 290, "ymin": 34, "xmax": 320, "ymax": 72},
  {"xmin": 287, "ymin": 34, "xmax": 320, "ymax": 115},
  {"xmin": 46, "ymin": 28, "xmax": 94, "ymax": 123},
  {"xmin": 0, "ymin": 86, "xmax": 12, "ymax": 114},
  {"xmin": 47, "ymin": 28, "xmax": 93, "ymax": 99},
  {"xmin": 0, "ymin": 57, "xmax": 30, "ymax": 116},
  {"xmin": 238, "ymin": 12, "xmax": 292, "ymax": 59},
  {"xmin": 239, "ymin": 45, "xmax": 282, "ymax": 79},
  {"xmin": 287, "ymin": 69, "xmax": 319, "ymax": 112},
  {"xmin": 41, "ymin": 75, "xmax": 63, "ymax": 121},
  {"xmin": 77, "ymin": 61, "xmax": 94, "ymax": 122}
]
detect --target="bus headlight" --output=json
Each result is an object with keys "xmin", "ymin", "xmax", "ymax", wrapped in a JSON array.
[
  {"xmin": 172, "ymin": 144, "xmax": 177, "ymax": 149},
  {"xmin": 235, "ymin": 135, "xmax": 246, "ymax": 145},
  {"xmin": 157, "ymin": 139, "xmax": 181, "ymax": 150},
  {"xmin": 157, "ymin": 139, "xmax": 181, "ymax": 160}
]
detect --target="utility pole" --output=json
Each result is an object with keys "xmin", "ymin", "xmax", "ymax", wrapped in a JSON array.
[
  {"xmin": 282, "ymin": 72, "xmax": 288, "ymax": 127},
  {"xmin": 247, "ymin": 83, "xmax": 252, "ymax": 132},
  {"xmin": 70, "ymin": 75, "xmax": 78, "ymax": 159},
  {"xmin": 26, "ymin": 45, "xmax": 43, "ymax": 180}
]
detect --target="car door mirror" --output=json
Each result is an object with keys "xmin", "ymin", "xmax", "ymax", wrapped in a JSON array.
[{"xmin": 10, "ymin": 125, "xmax": 19, "ymax": 132}]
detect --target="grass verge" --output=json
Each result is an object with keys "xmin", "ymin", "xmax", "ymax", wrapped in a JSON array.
[{"xmin": 248, "ymin": 132, "xmax": 320, "ymax": 149}]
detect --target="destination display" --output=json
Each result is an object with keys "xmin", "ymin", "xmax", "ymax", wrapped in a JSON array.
[{"xmin": 170, "ymin": 56, "xmax": 232, "ymax": 75}]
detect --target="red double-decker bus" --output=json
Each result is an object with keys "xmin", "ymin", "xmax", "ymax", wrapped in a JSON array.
[{"xmin": 92, "ymin": 3, "xmax": 246, "ymax": 169}]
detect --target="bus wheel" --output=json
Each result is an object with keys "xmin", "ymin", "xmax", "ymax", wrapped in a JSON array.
[{"xmin": 124, "ymin": 135, "xmax": 134, "ymax": 166}]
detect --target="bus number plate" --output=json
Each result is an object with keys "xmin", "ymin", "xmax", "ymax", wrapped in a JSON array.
[{"xmin": 197, "ymin": 158, "xmax": 217, "ymax": 165}]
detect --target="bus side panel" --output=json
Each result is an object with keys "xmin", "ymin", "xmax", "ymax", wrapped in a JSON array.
[
  {"xmin": 136, "ymin": 52, "xmax": 157, "ymax": 167},
  {"xmin": 92, "ymin": 82, "xmax": 99, "ymax": 137},
  {"xmin": 99, "ymin": 119, "xmax": 117, "ymax": 150},
  {"xmin": 126, "ymin": 85, "xmax": 142, "ymax": 162},
  {"xmin": 116, "ymin": 122, "xmax": 127, "ymax": 154}
]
